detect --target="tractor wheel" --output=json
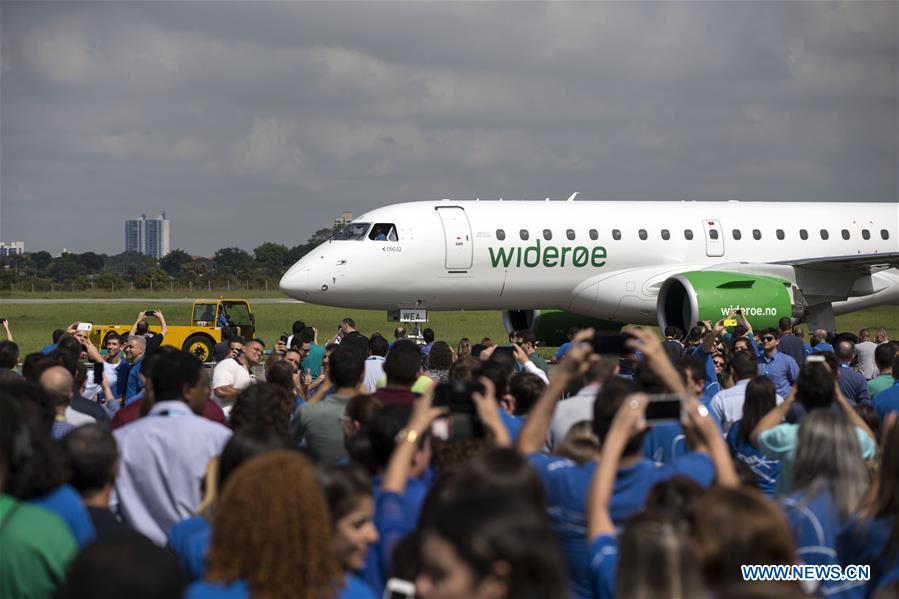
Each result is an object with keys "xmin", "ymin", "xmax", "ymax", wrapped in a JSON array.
[{"xmin": 182, "ymin": 334, "xmax": 215, "ymax": 363}]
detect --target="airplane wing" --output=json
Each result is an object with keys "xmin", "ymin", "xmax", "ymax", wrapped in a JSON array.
[{"xmin": 773, "ymin": 252, "xmax": 899, "ymax": 272}]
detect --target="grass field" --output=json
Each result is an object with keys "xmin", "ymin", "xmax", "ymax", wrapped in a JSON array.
[{"xmin": 1, "ymin": 301, "xmax": 896, "ymax": 358}]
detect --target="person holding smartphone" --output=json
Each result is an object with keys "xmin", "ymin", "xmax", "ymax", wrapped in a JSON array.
[{"xmin": 130, "ymin": 310, "xmax": 168, "ymax": 356}]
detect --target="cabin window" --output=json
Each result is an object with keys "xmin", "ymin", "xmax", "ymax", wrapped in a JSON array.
[
  {"xmin": 496, "ymin": 229, "xmax": 506, "ymax": 241},
  {"xmin": 732, "ymin": 229, "xmax": 742, "ymax": 241},
  {"xmin": 566, "ymin": 229, "xmax": 575, "ymax": 241},
  {"xmin": 638, "ymin": 229, "xmax": 648, "ymax": 240},
  {"xmin": 612, "ymin": 229, "xmax": 621, "ymax": 240},
  {"xmin": 800, "ymin": 229, "xmax": 808, "ymax": 240},
  {"xmin": 332, "ymin": 222, "xmax": 370, "ymax": 241},
  {"xmin": 684, "ymin": 229, "xmax": 694, "ymax": 240},
  {"xmin": 882, "ymin": 229, "xmax": 891, "ymax": 240},
  {"xmin": 841, "ymin": 229, "xmax": 850, "ymax": 240},
  {"xmin": 776, "ymin": 229, "xmax": 785, "ymax": 240},
  {"xmin": 862, "ymin": 229, "xmax": 871, "ymax": 240},
  {"xmin": 543, "ymin": 229, "xmax": 552, "ymax": 241},
  {"xmin": 709, "ymin": 229, "xmax": 719, "ymax": 240},
  {"xmin": 369, "ymin": 224, "xmax": 398, "ymax": 241},
  {"xmin": 752, "ymin": 229, "xmax": 762, "ymax": 240},
  {"xmin": 519, "ymin": 229, "xmax": 529, "ymax": 241},
  {"xmin": 589, "ymin": 229, "xmax": 599, "ymax": 241},
  {"xmin": 820, "ymin": 229, "xmax": 829, "ymax": 240},
  {"xmin": 661, "ymin": 229, "xmax": 670, "ymax": 240}
]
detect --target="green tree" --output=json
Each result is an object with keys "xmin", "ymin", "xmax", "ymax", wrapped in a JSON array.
[
  {"xmin": 213, "ymin": 247, "xmax": 253, "ymax": 277},
  {"xmin": 253, "ymin": 242, "xmax": 289, "ymax": 277},
  {"xmin": 160, "ymin": 248, "xmax": 193, "ymax": 277},
  {"xmin": 96, "ymin": 271, "xmax": 127, "ymax": 290},
  {"xmin": 134, "ymin": 268, "xmax": 170, "ymax": 290},
  {"xmin": 73, "ymin": 252, "xmax": 105, "ymax": 274},
  {"xmin": 30, "ymin": 251, "xmax": 53, "ymax": 272},
  {"xmin": 48, "ymin": 254, "xmax": 87, "ymax": 282},
  {"xmin": 104, "ymin": 252, "xmax": 156, "ymax": 279}
]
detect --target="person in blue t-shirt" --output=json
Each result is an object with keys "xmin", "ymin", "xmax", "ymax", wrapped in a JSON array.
[
  {"xmin": 780, "ymin": 409, "xmax": 869, "ymax": 597},
  {"xmin": 372, "ymin": 379, "xmax": 510, "ymax": 596},
  {"xmin": 315, "ymin": 464, "xmax": 381, "ymax": 599},
  {"xmin": 725, "ymin": 376, "xmax": 780, "ymax": 496},
  {"xmin": 517, "ymin": 328, "xmax": 718, "ymax": 599},
  {"xmin": 586, "ymin": 392, "xmax": 730, "ymax": 599},
  {"xmin": 836, "ymin": 417, "xmax": 899, "ymax": 597}
]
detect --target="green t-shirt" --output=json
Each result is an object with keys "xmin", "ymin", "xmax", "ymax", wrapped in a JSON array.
[
  {"xmin": 0, "ymin": 494, "xmax": 77, "ymax": 599},
  {"xmin": 869, "ymin": 374, "xmax": 895, "ymax": 399},
  {"xmin": 302, "ymin": 343, "xmax": 326, "ymax": 379}
]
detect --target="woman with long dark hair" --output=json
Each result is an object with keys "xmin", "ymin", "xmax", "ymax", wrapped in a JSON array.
[{"xmin": 726, "ymin": 376, "xmax": 780, "ymax": 496}]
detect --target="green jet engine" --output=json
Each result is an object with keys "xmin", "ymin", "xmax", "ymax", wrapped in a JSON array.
[{"xmin": 657, "ymin": 271, "xmax": 801, "ymax": 334}]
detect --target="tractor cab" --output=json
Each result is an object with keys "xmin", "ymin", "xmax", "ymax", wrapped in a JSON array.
[{"xmin": 192, "ymin": 299, "xmax": 255, "ymax": 340}]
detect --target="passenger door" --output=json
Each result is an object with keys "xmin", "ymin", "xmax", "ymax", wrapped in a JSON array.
[{"xmin": 436, "ymin": 206, "xmax": 473, "ymax": 270}]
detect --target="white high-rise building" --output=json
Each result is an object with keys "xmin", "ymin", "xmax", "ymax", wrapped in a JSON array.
[
  {"xmin": 124, "ymin": 212, "xmax": 170, "ymax": 258},
  {"xmin": 0, "ymin": 241, "xmax": 24, "ymax": 256}
]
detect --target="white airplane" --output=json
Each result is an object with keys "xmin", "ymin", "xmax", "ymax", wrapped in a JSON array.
[{"xmin": 279, "ymin": 198, "xmax": 899, "ymax": 343}]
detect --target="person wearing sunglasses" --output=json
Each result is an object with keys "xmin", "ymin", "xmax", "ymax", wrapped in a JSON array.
[{"xmin": 756, "ymin": 328, "xmax": 799, "ymax": 399}]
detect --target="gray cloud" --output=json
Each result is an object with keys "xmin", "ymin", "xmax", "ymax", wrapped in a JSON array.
[{"xmin": 1, "ymin": 1, "xmax": 896, "ymax": 256}]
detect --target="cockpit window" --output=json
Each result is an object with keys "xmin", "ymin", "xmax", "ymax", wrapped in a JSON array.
[
  {"xmin": 332, "ymin": 222, "xmax": 371, "ymax": 241},
  {"xmin": 369, "ymin": 223, "xmax": 398, "ymax": 241}
]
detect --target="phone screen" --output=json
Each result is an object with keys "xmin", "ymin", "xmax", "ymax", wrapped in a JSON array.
[
  {"xmin": 644, "ymin": 395, "xmax": 682, "ymax": 423},
  {"xmin": 591, "ymin": 333, "xmax": 632, "ymax": 355}
]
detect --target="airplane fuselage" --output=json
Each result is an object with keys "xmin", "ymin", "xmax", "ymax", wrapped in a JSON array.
[{"xmin": 280, "ymin": 200, "xmax": 899, "ymax": 326}]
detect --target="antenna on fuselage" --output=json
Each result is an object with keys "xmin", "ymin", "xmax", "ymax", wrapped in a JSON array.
[{"xmin": 567, "ymin": 192, "xmax": 580, "ymax": 202}]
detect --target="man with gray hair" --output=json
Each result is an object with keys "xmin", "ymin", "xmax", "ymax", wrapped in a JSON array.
[
  {"xmin": 811, "ymin": 329, "xmax": 833, "ymax": 353},
  {"xmin": 122, "ymin": 336, "xmax": 146, "ymax": 405}
]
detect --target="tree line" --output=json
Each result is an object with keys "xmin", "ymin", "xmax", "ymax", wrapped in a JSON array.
[{"xmin": 0, "ymin": 226, "xmax": 338, "ymax": 292}]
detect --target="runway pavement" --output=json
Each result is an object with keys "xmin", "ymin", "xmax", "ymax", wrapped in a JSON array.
[{"xmin": 0, "ymin": 298, "xmax": 304, "ymax": 304}]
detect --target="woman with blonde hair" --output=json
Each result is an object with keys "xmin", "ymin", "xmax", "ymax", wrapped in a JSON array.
[{"xmin": 185, "ymin": 451, "xmax": 342, "ymax": 599}]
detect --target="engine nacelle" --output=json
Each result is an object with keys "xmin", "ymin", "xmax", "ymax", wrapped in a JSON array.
[
  {"xmin": 502, "ymin": 309, "xmax": 623, "ymax": 347},
  {"xmin": 657, "ymin": 271, "xmax": 802, "ymax": 334}
]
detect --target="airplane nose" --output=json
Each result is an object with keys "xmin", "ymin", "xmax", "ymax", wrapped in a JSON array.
[{"xmin": 279, "ymin": 264, "xmax": 308, "ymax": 299}]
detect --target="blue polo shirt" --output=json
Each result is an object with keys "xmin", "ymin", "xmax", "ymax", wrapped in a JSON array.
[
  {"xmin": 124, "ymin": 357, "xmax": 144, "ymax": 402},
  {"xmin": 758, "ymin": 350, "xmax": 799, "ymax": 398},
  {"xmin": 874, "ymin": 381, "xmax": 899, "ymax": 420},
  {"xmin": 528, "ymin": 451, "xmax": 715, "ymax": 599}
]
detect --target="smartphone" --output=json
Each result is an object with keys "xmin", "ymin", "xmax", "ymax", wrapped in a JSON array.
[
  {"xmin": 735, "ymin": 309, "xmax": 742, "ymax": 315},
  {"xmin": 432, "ymin": 380, "xmax": 486, "ymax": 440},
  {"xmin": 644, "ymin": 394, "xmax": 683, "ymax": 424},
  {"xmin": 279, "ymin": 332, "xmax": 289, "ymax": 344},
  {"xmin": 806, "ymin": 355, "xmax": 825, "ymax": 363},
  {"xmin": 591, "ymin": 332, "xmax": 633, "ymax": 355},
  {"xmin": 723, "ymin": 319, "xmax": 738, "ymax": 327},
  {"xmin": 77, "ymin": 322, "xmax": 93, "ymax": 332},
  {"xmin": 383, "ymin": 578, "xmax": 416, "ymax": 599},
  {"xmin": 93, "ymin": 361, "xmax": 104, "ymax": 381},
  {"xmin": 144, "ymin": 310, "xmax": 155, "ymax": 317}
]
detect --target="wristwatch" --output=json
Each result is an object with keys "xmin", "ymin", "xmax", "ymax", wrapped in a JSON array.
[{"xmin": 394, "ymin": 428, "xmax": 419, "ymax": 445}]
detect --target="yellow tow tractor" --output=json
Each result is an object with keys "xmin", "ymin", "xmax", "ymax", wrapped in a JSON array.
[{"xmin": 88, "ymin": 298, "xmax": 256, "ymax": 362}]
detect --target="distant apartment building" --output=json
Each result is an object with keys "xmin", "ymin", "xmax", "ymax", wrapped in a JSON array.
[
  {"xmin": 124, "ymin": 212, "xmax": 170, "ymax": 259},
  {"xmin": 0, "ymin": 241, "xmax": 24, "ymax": 256}
]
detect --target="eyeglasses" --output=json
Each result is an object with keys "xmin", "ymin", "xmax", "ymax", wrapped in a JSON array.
[{"xmin": 761, "ymin": 336, "xmax": 776, "ymax": 342}]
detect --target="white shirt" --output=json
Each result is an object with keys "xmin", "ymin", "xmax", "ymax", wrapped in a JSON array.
[
  {"xmin": 855, "ymin": 341, "xmax": 878, "ymax": 380},
  {"xmin": 82, "ymin": 361, "xmax": 121, "ymax": 401},
  {"xmin": 65, "ymin": 405, "xmax": 96, "ymax": 427},
  {"xmin": 212, "ymin": 357, "xmax": 252, "ymax": 406},
  {"xmin": 548, "ymin": 383, "xmax": 600, "ymax": 449},
  {"xmin": 710, "ymin": 379, "xmax": 784, "ymax": 435},
  {"xmin": 363, "ymin": 356, "xmax": 386, "ymax": 393},
  {"xmin": 111, "ymin": 400, "xmax": 232, "ymax": 545}
]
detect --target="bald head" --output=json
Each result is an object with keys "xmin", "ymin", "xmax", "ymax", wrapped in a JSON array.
[
  {"xmin": 814, "ymin": 329, "xmax": 828, "ymax": 343},
  {"xmin": 835, "ymin": 339, "xmax": 855, "ymax": 362},
  {"xmin": 40, "ymin": 365, "xmax": 74, "ymax": 405}
]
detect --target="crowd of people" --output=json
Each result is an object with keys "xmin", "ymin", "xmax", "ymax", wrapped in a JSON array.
[{"xmin": 1, "ymin": 309, "xmax": 899, "ymax": 599}]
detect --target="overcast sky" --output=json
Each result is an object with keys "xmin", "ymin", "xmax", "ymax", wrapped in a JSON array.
[{"xmin": 1, "ymin": 1, "xmax": 896, "ymax": 257}]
